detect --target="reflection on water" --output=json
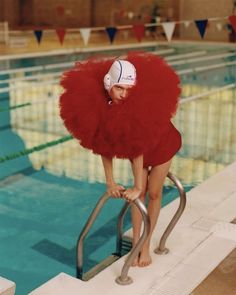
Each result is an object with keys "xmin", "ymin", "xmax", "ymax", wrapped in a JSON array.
[
  {"xmin": 6, "ymin": 82, "xmax": 235, "ymax": 187},
  {"xmin": 1, "ymin": 49, "xmax": 236, "ymax": 187}
]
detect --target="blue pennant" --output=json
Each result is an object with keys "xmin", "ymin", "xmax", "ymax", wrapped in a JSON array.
[
  {"xmin": 106, "ymin": 27, "xmax": 117, "ymax": 43},
  {"xmin": 34, "ymin": 30, "xmax": 43, "ymax": 44},
  {"xmin": 194, "ymin": 19, "xmax": 208, "ymax": 38}
]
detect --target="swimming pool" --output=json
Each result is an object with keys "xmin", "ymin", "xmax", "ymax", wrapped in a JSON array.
[{"xmin": 0, "ymin": 42, "xmax": 236, "ymax": 294}]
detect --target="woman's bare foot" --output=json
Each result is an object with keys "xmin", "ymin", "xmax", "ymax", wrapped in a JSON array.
[
  {"xmin": 129, "ymin": 240, "xmax": 139, "ymax": 267},
  {"xmin": 131, "ymin": 255, "xmax": 139, "ymax": 266},
  {"xmin": 138, "ymin": 246, "xmax": 152, "ymax": 267}
]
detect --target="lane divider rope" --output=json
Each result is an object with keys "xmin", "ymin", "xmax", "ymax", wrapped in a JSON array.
[{"xmin": 0, "ymin": 135, "xmax": 73, "ymax": 163}]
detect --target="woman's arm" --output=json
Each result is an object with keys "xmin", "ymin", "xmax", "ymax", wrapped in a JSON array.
[
  {"xmin": 123, "ymin": 154, "xmax": 143, "ymax": 201},
  {"xmin": 101, "ymin": 156, "xmax": 125, "ymax": 197}
]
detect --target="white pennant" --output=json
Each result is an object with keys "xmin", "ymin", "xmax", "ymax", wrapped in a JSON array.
[
  {"xmin": 216, "ymin": 23, "xmax": 223, "ymax": 31},
  {"xmin": 79, "ymin": 28, "xmax": 91, "ymax": 46},
  {"xmin": 184, "ymin": 21, "xmax": 190, "ymax": 28},
  {"xmin": 162, "ymin": 22, "xmax": 176, "ymax": 42},
  {"xmin": 155, "ymin": 16, "xmax": 161, "ymax": 23},
  {"xmin": 128, "ymin": 12, "xmax": 134, "ymax": 19}
]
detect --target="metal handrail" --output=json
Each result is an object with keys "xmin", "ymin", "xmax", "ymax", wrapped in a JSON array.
[
  {"xmin": 116, "ymin": 201, "xmax": 130, "ymax": 256},
  {"xmin": 115, "ymin": 199, "xmax": 150, "ymax": 285},
  {"xmin": 76, "ymin": 192, "xmax": 150, "ymax": 284},
  {"xmin": 77, "ymin": 192, "xmax": 110, "ymax": 279},
  {"xmin": 154, "ymin": 171, "xmax": 187, "ymax": 254},
  {"xmin": 76, "ymin": 171, "xmax": 186, "ymax": 284}
]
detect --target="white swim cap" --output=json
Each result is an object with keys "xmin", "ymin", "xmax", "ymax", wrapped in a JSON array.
[{"xmin": 104, "ymin": 60, "xmax": 136, "ymax": 91}]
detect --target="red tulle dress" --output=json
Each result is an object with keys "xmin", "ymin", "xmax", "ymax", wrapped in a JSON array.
[{"xmin": 59, "ymin": 52, "xmax": 182, "ymax": 168}]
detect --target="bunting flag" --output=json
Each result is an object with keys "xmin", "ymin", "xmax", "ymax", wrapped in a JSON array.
[
  {"xmin": 79, "ymin": 28, "xmax": 91, "ymax": 46},
  {"xmin": 229, "ymin": 15, "xmax": 236, "ymax": 32},
  {"xmin": 56, "ymin": 28, "xmax": 66, "ymax": 45},
  {"xmin": 184, "ymin": 21, "xmax": 190, "ymax": 28},
  {"xmin": 162, "ymin": 22, "xmax": 176, "ymax": 42},
  {"xmin": 194, "ymin": 19, "xmax": 208, "ymax": 38},
  {"xmin": 132, "ymin": 24, "xmax": 145, "ymax": 42},
  {"xmin": 106, "ymin": 27, "xmax": 117, "ymax": 43},
  {"xmin": 216, "ymin": 23, "xmax": 223, "ymax": 31},
  {"xmin": 34, "ymin": 30, "xmax": 43, "ymax": 44},
  {"xmin": 56, "ymin": 5, "xmax": 65, "ymax": 16},
  {"xmin": 28, "ymin": 15, "xmax": 236, "ymax": 47},
  {"xmin": 128, "ymin": 12, "xmax": 134, "ymax": 20},
  {"xmin": 155, "ymin": 16, "xmax": 161, "ymax": 24}
]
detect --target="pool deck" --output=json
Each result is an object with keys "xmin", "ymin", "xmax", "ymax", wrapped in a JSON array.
[{"xmin": 25, "ymin": 161, "xmax": 236, "ymax": 295}]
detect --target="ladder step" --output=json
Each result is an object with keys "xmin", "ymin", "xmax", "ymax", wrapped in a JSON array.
[
  {"xmin": 81, "ymin": 237, "xmax": 133, "ymax": 281},
  {"xmin": 82, "ymin": 254, "xmax": 120, "ymax": 281}
]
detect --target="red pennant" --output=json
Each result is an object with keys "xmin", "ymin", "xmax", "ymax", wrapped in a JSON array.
[
  {"xmin": 132, "ymin": 24, "xmax": 145, "ymax": 42},
  {"xmin": 229, "ymin": 15, "xmax": 236, "ymax": 32},
  {"xmin": 56, "ymin": 5, "xmax": 65, "ymax": 16},
  {"xmin": 56, "ymin": 28, "xmax": 66, "ymax": 45},
  {"xmin": 144, "ymin": 15, "xmax": 151, "ymax": 23},
  {"xmin": 119, "ymin": 9, "xmax": 125, "ymax": 17}
]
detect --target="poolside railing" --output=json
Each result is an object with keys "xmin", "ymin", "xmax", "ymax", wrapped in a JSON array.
[{"xmin": 76, "ymin": 171, "xmax": 186, "ymax": 285}]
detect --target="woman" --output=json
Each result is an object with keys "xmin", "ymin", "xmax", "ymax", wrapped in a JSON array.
[{"xmin": 60, "ymin": 52, "xmax": 181, "ymax": 267}]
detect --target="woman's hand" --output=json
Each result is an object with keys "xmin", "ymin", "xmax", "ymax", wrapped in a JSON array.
[
  {"xmin": 122, "ymin": 187, "xmax": 141, "ymax": 202},
  {"xmin": 107, "ymin": 183, "xmax": 125, "ymax": 198}
]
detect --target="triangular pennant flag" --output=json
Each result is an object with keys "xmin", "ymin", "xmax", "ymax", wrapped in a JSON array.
[
  {"xmin": 34, "ymin": 30, "xmax": 43, "ymax": 44},
  {"xmin": 229, "ymin": 15, "xmax": 236, "ymax": 32},
  {"xmin": 184, "ymin": 21, "xmax": 190, "ymax": 28},
  {"xmin": 161, "ymin": 22, "xmax": 176, "ymax": 42},
  {"xmin": 79, "ymin": 28, "xmax": 91, "ymax": 46},
  {"xmin": 132, "ymin": 24, "xmax": 145, "ymax": 42},
  {"xmin": 56, "ymin": 28, "xmax": 66, "ymax": 45},
  {"xmin": 216, "ymin": 23, "xmax": 223, "ymax": 31},
  {"xmin": 128, "ymin": 11, "xmax": 134, "ymax": 20},
  {"xmin": 194, "ymin": 19, "xmax": 208, "ymax": 38},
  {"xmin": 105, "ymin": 27, "xmax": 117, "ymax": 43},
  {"xmin": 155, "ymin": 16, "xmax": 161, "ymax": 24},
  {"xmin": 56, "ymin": 5, "xmax": 65, "ymax": 16}
]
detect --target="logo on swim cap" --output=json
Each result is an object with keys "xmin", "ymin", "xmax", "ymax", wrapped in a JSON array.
[{"xmin": 104, "ymin": 60, "xmax": 136, "ymax": 91}]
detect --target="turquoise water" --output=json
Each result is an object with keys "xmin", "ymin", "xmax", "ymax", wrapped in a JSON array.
[{"xmin": 0, "ymin": 43, "xmax": 236, "ymax": 294}]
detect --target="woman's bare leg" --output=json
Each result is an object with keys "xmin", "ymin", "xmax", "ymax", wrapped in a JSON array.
[
  {"xmin": 138, "ymin": 159, "xmax": 172, "ymax": 267},
  {"xmin": 130, "ymin": 168, "xmax": 148, "ymax": 266}
]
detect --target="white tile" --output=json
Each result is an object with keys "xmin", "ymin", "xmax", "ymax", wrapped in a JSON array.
[
  {"xmin": 150, "ymin": 276, "xmax": 195, "ymax": 295},
  {"xmin": 0, "ymin": 276, "xmax": 16, "ymax": 295},
  {"xmin": 148, "ymin": 253, "xmax": 183, "ymax": 276},
  {"xmin": 191, "ymin": 218, "xmax": 218, "ymax": 231},
  {"xmin": 29, "ymin": 273, "xmax": 85, "ymax": 295},
  {"xmin": 168, "ymin": 263, "xmax": 207, "ymax": 284},
  {"xmin": 141, "ymin": 276, "xmax": 168, "ymax": 295},
  {"xmin": 182, "ymin": 236, "xmax": 236, "ymax": 269},
  {"xmin": 211, "ymin": 222, "xmax": 236, "ymax": 241},
  {"xmin": 167, "ymin": 263, "xmax": 213, "ymax": 294},
  {"xmin": 206, "ymin": 191, "xmax": 236, "ymax": 222},
  {"xmin": 158, "ymin": 227, "xmax": 211, "ymax": 258}
]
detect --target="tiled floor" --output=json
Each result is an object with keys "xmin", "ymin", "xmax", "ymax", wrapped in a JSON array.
[{"xmin": 190, "ymin": 218, "xmax": 236, "ymax": 295}]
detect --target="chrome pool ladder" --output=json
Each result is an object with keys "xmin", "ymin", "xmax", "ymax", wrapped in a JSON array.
[{"xmin": 76, "ymin": 171, "xmax": 186, "ymax": 285}]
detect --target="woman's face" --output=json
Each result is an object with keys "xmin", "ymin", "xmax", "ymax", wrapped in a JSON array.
[{"xmin": 109, "ymin": 84, "xmax": 133, "ymax": 104}]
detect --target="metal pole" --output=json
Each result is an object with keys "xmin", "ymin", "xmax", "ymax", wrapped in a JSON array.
[
  {"xmin": 76, "ymin": 192, "xmax": 110, "ymax": 279},
  {"xmin": 116, "ymin": 202, "xmax": 130, "ymax": 257},
  {"xmin": 154, "ymin": 172, "xmax": 186, "ymax": 254},
  {"xmin": 116, "ymin": 199, "xmax": 151, "ymax": 285}
]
